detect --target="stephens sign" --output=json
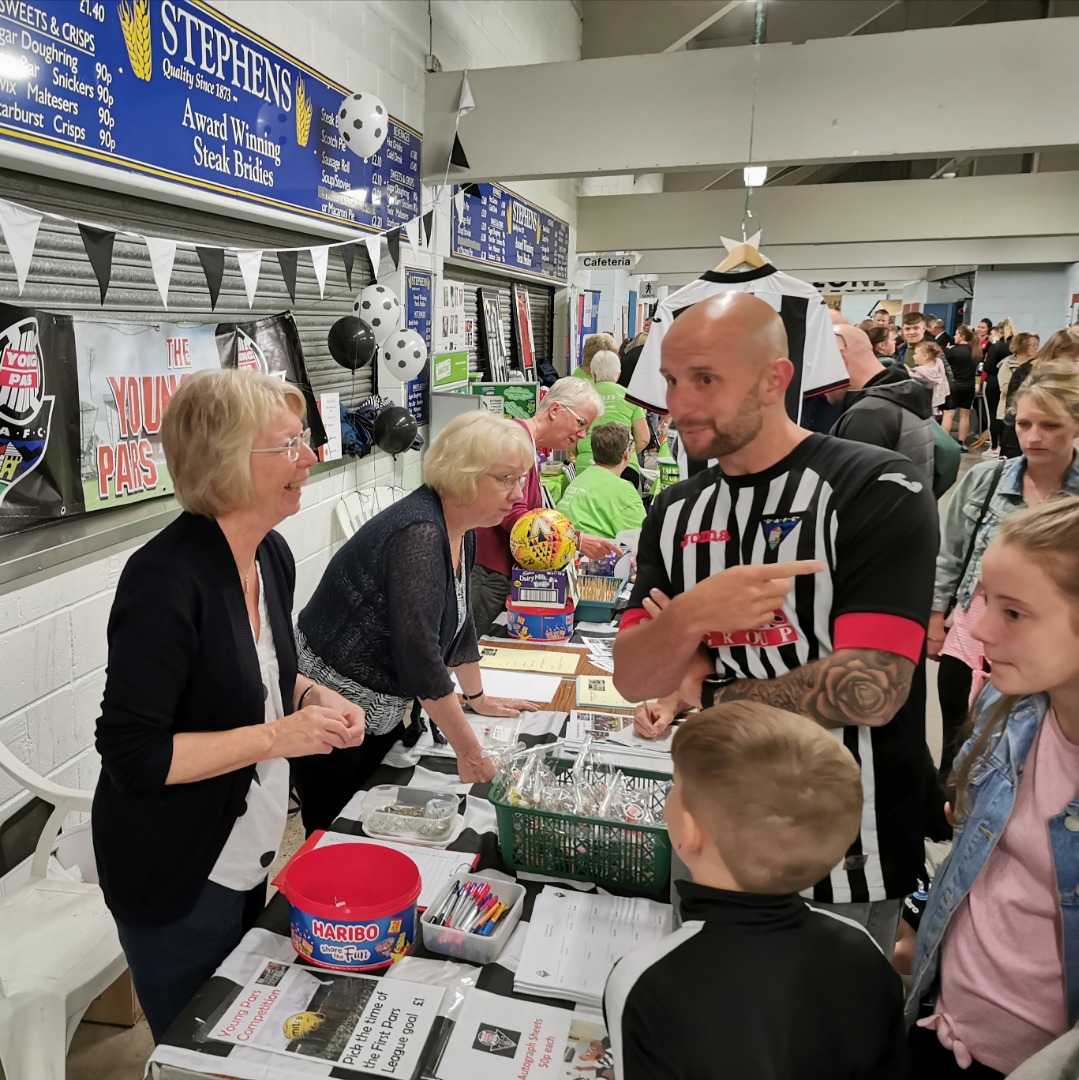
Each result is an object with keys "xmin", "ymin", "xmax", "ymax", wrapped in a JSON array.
[{"xmin": 0, "ymin": 0, "xmax": 421, "ymax": 231}]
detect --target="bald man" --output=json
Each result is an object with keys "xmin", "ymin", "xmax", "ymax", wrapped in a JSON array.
[{"xmin": 613, "ymin": 293, "xmax": 939, "ymax": 947}]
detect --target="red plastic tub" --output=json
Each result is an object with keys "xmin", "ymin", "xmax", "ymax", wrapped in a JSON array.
[{"xmin": 279, "ymin": 844, "xmax": 421, "ymax": 971}]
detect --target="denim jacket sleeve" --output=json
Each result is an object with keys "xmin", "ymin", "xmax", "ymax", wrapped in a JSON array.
[{"xmin": 933, "ymin": 463, "xmax": 993, "ymax": 612}]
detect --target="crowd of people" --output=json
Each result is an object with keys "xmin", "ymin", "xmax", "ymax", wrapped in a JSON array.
[{"xmin": 88, "ymin": 294, "xmax": 1079, "ymax": 1079}]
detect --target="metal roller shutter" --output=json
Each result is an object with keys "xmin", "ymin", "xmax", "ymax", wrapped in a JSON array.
[
  {"xmin": 443, "ymin": 262, "xmax": 553, "ymax": 380},
  {"xmin": 0, "ymin": 168, "xmax": 374, "ymax": 406}
]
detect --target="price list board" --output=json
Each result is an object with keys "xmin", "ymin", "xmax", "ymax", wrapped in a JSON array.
[
  {"xmin": 451, "ymin": 183, "xmax": 569, "ymax": 283},
  {"xmin": 0, "ymin": 0, "xmax": 420, "ymax": 232},
  {"xmin": 403, "ymin": 266, "xmax": 431, "ymax": 425}
]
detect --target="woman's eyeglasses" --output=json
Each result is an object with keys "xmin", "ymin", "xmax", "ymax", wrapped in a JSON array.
[
  {"xmin": 250, "ymin": 429, "xmax": 312, "ymax": 463},
  {"xmin": 489, "ymin": 471, "xmax": 530, "ymax": 490}
]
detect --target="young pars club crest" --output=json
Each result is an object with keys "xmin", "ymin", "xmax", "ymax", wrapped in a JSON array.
[{"xmin": 0, "ymin": 317, "xmax": 54, "ymax": 508}]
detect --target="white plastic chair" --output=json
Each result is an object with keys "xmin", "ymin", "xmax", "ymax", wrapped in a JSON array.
[
  {"xmin": 334, "ymin": 484, "xmax": 410, "ymax": 540},
  {"xmin": 0, "ymin": 743, "xmax": 126, "ymax": 1080}
]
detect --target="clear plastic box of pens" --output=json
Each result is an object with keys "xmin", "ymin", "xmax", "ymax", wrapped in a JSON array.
[{"xmin": 419, "ymin": 872, "xmax": 526, "ymax": 964}]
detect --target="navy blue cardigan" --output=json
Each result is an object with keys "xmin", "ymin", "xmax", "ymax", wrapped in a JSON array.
[
  {"xmin": 296, "ymin": 485, "xmax": 480, "ymax": 701},
  {"xmin": 93, "ymin": 512, "xmax": 297, "ymax": 926}
]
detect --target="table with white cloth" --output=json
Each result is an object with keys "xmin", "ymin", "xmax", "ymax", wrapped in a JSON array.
[{"xmin": 146, "ymin": 620, "xmax": 666, "ymax": 1080}]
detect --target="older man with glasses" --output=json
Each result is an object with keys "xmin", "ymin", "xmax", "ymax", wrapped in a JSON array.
[{"xmin": 471, "ymin": 376, "xmax": 624, "ymax": 636}]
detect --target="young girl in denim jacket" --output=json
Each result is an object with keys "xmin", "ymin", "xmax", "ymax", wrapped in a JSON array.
[{"xmin": 908, "ymin": 497, "xmax": 1079, "ymax": 1078}]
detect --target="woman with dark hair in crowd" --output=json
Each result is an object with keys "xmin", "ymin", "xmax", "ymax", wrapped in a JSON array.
[
  {"xmin": 975, "ymin": 318, "xmax": 993, "ymax": 357},
  {"xmin": 980, "ymin": 319, "xmax": 1015, "ymax": 454},
  {"xmin": 866, "ymin": 325, "xmax": 898, "ymax": 364},
  {"xmin": 941, "ymin": 325, "xmax": 981, "ymax": 449}
]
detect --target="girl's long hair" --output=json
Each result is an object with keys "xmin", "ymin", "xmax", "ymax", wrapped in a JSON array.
[{"xmin": 953, "ymin": 497, "xmax": 1079, "ymax": 820}]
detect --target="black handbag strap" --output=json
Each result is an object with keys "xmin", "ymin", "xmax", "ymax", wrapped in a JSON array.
[{"xmin": 945, "ymin": 460, "xmax": 1005, "ymax": 615}]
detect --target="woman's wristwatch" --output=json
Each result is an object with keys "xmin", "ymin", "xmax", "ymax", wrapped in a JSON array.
[{"xmin": 461, "ymin": 689, "xmax": 484, "ymax": 702}]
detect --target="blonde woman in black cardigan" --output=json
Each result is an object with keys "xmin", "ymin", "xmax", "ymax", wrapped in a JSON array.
[{"xmin": 93, "ymin": 370, "xmax": 364, "ymax": 1042}]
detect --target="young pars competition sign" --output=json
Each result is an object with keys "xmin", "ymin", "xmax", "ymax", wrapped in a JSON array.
[{"xmin": 0, "ymin": 0, "xmax": 420, "ymax": 230}]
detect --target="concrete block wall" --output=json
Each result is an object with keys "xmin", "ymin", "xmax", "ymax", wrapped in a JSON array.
[
  {"xmin": 0, "ymin": 0, "xmax": 582, "ymax": 831},
  {"xmin": 971, "ymin": 266, "xmax": 1071, "ymax": 341}
]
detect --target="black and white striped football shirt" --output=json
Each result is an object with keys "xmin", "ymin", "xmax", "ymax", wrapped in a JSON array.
[
  {"xmin": 625, "ymin": 265, "xmax": 849, "ymax": 422},
  {"xmin": 621, "ymin": 434, "xmax": 939, "ymax": 903}
]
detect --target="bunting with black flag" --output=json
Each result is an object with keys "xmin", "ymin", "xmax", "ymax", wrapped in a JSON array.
[
  {"xmin": 196, "ymin": 246, "xmax": 225, "ymax": 310},
  {"xmin": 277, "ymin": 250, "xmax": 298, "ymax": 302},
  {"xmin": 79, "ymin": 225, "xmax": 114, "ymax": 305},
  {"xmin": 386, "ymin": 228, "xmax": 401, "ymax": 270},
  {"xmin": 451, "ymin": 132, "xmax": 470, "ymax": 169},
  {"xmin": 422, "ymin": 210, "xmax": 434, "ymax": 246},
  {"xmin": 340, "ymin": 243, "xmax": 357, "ymax": 290}
]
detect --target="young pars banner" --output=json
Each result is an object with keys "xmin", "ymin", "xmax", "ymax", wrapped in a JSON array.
[{"xmin": 0, "ymin": 304, "xmax": 322, "ymax": 520}]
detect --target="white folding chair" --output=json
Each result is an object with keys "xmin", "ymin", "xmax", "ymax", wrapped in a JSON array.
[
  {"xmin": 0, "ymin": 744, "xmax": 126, "ymax": 1080},
  {"xmin": 334, "ymin": 485, "xmax": 410, "ymax": 540}
]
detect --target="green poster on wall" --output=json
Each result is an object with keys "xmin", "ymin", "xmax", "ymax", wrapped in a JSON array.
[
  {"xmin": 469, "ymin": 382, "xmax": 540, "ymax": 420},
  {"xmin": 433, "ymin": 350, "xmax": 469, "ymax": 389}
]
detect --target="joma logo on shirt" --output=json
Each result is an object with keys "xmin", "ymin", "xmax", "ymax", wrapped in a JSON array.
[{"xmin": 681, "ymin": 529, "xmax": 731, "ymax": 547}]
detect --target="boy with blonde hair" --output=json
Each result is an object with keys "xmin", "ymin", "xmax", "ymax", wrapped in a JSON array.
[{"xmin": 604, "ymin": 703, "xmax": 909, "ymax": 1080}]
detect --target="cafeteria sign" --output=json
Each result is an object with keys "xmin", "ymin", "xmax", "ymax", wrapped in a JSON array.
[{"xmin": 0, "ymin": 0, "xmax": 421, "ymax": 231}]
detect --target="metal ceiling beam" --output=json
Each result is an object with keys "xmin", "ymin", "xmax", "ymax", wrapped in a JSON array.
[
  {"xmin": 664, "ymin": 0, "xmax": 742, "ymax": 52},
  {"xmin": 845, "ymin": 0, "xmax": 904, "ymax": 35}
]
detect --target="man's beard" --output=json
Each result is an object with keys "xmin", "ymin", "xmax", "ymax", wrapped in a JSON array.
[{"xmin": 682, "ymin": 385, "xmax": 764, "ymax": 461}]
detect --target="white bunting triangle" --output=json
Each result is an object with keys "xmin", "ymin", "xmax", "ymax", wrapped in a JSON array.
[
  {"xmin": 143, "ymin": 236, "xmax": 177, "ymax": 307},
  {"xmin": 453, "ymin": 188, "xmax": 466, "ymax": 221},
  {"xmin": 236, "ymin": 248, "xmax": 263, "ymax": 308},
  {"xmin": 403, "ymin": 217, "xmax": 420, "ymax": 256},
  {"xmin": 458, "ymin": 73, "xmax": 476, "ymax": 116},
  {"xmin": 365, "ymin": 233, "xmax": 381, "ymax": 278},
  {"xmin": 310, "ymin": 245, "xmax": 329, "ymax": 299},
  {"xmin": 0, "ymin": 200, "xmax": 41, "ymax": 295}
]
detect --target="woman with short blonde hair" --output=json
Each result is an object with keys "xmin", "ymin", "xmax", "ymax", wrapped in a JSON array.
[
  {"xmin": 471, "ymin": 377, "xmax": 623, "ymax": 635},
  {"xmin": 94, "ymin": 369, "xmax": 365, "ymax": 1042},
  {"xmin": 293, "ymin": 411, "xmax": 540, "ymax": 832}
]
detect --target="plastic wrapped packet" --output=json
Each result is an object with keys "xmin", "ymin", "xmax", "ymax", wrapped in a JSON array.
[{"xmin": 418, "ymin": 797, "xmax": 458, "ymax": 839}]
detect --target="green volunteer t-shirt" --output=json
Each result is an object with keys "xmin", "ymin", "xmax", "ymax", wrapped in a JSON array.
[
  {"xmin": 556, "ymin": 464, "xmax": 646, "ymax": 541},
  {"xmin": 571, "ymin": 366, "xmax": 595, "ymax": 383},
  {"xmin": 575, "ymin": 382, "xmax": 646, "ymax": 471}
]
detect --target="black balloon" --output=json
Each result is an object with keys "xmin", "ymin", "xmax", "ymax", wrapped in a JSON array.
[
  {"xmin": 373, "ymin": 406, "xmax": 418, "ymax": 455},
  {"xmin": 328, "ymin": 316, "xmax": 376, "ymax": 370}
]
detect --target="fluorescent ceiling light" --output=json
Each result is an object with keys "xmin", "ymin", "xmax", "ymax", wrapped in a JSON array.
[{"xmin": 743, "ymin": 166, "xmax": 768, "ymax": 187}]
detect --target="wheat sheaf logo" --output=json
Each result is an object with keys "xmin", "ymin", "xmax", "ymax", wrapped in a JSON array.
[
  {"xmin": 119, "ymin": 0, "xmax": 152, "ymax": 82},
  {"xmin": 295, "ymin": 76, "xmax": 313, "ymax": 148}
]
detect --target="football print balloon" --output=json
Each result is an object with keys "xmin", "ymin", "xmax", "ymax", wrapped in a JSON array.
[
  {"xmin": 381, "ymin": 329, "xmax": 427, "ymax": 382},
  {"xmin": 336, "ymin": 91, "xmax": 388, "ymax": 160},
  {"xmin": 354, "ymin": 284, "xmax": 402, "ymax": 345}
]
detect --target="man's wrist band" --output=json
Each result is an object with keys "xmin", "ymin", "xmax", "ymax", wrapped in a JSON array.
[
  {"xmin": 298, "ymin": 685, "xmax": 315, "ymax": 709},
  {"xmin": 462, "ymin": 690, "xmax": 485, "ymax": 701}
]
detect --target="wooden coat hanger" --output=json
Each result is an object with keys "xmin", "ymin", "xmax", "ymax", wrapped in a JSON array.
[{"xmin": 715, "ymin": 231, "xmax": 768, "ymax": 273}]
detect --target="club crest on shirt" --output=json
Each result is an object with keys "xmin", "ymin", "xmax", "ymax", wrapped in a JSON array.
[{"xmin": 760, "ymin": 515, "xmax": 800, "ymax": 551}]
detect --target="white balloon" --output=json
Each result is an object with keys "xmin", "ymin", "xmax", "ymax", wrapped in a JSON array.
[
  {"xmin": 381, "ymin": 329, "xmax": 427, "ymax": 382},
  {"xmin": 354, "ymin": 284, "xmax": 402, "ymax": 344},
  {"xmin": 336, "ymin": 91, "xmax": 389, "ymax": 160}
]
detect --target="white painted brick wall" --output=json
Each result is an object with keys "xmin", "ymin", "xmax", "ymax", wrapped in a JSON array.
[{"xmin": 0, "ymin": 0, "xmax": 581, "ymax": 829}]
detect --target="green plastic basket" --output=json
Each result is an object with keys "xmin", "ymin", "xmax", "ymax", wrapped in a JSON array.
[{"xmin": 488, "ymin": 759, "xmax": 672, "ymax": 896}]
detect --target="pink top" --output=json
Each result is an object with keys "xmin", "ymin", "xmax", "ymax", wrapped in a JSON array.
[
  {"xmin": 475, "ymin": 419, "xmax": 544, "ymax": 578},
  {"xmin": 912, "ymin": 358, "xmax": 949, "ymax": 410},
  {"xmin": 920, "ymin": 708, "xmax": 1079, "ymax": 1074},
  {"xmin": 941, "ymin": 589, "xmax": 986, "ymax": 670}
]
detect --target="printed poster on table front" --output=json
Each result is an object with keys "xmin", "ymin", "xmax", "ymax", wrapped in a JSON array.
[
  {"xmin": 203, "ymin": 958, "xmax": 441, "ymax": 1077},
  {"xmin": 435, "ymin": 989, "xmax": 613, "ymax": 1079}
]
